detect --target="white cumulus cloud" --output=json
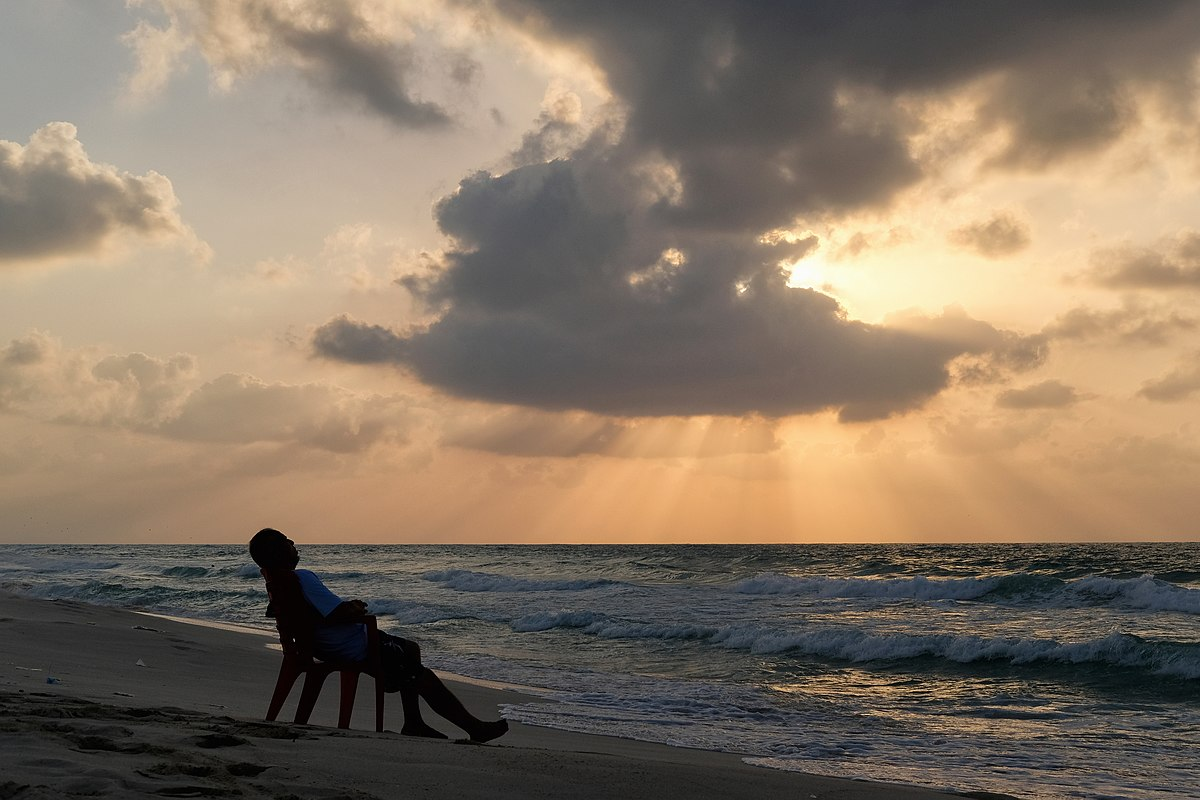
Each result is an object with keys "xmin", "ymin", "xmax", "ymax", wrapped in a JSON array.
[{"xmin": 0, "ymin": 123, "xmax": 203, "ymax": 267}]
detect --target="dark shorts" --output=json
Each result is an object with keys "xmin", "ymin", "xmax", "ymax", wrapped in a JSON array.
[{"xmin": 378, "ymin": 631, "xmax": 423, "ymax": 692}]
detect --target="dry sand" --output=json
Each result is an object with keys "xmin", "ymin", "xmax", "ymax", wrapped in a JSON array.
[{"xmin": 0, "ymin": 592, "xmax": 984, "ymax": 799}]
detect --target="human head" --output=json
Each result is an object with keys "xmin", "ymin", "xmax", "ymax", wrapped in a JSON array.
[{"xmin": 249, "ymin": 528, "xmax": 299, "ymax": 570}]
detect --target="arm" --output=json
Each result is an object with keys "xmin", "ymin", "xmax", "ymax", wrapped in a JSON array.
[
  {"xmin": 326, "ymin": 599, "xmax": 369, "ymax": 622},
  {"xmin": 294, "ymin": 569, "xmax": 367, "ymax": 621}
]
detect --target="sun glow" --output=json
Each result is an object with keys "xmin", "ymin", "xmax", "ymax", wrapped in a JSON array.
[
  {"xmin": 784, "ymin": 249, "xmax": 867, "ymax": 318},
  {"xmin": 785, "ymin": 251, "xmax": 832, "ymax": 291}
]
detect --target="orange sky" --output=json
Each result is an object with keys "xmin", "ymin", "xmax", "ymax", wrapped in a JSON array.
[{"xmin": 3, "ymin": 1, "xmax": 1200, "ymax": 542}]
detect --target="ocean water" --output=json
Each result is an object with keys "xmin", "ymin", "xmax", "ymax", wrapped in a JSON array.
[{"xmin": 1, "ymin": 543, "xmax": 1197, "ymax": 800}]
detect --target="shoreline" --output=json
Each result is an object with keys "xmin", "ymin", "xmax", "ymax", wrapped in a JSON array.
[{"xmin": 0, "ymin": 591, "xmax": 974, "ymax": 799}]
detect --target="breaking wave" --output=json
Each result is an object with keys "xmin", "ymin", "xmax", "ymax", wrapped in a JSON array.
[
  {"xmin": 735, "ymin": 572, "xmax": 1200, "ymax": 614},
  {"xmin": 512, "ymin": 610, "xmax": 1200, "ymax": 680}
]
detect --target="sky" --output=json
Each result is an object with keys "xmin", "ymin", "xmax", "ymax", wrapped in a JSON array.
[{"xmin": 3, "ymin": 1, "xmax": 1200, "ymax": 544}]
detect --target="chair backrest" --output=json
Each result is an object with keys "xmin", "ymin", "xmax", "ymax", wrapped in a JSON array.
[{"xmin": 261, "ymin": 568, "xmax": 322, "ymax": 661}]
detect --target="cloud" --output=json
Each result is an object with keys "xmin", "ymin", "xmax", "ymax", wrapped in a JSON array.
[
  {"xmin": 443, "ymin": 408, "xmax": 780, "ymax": 458},
  {"xmin": 233, "ymin": 222, "xmax": 414, "ymax": 289},
  {"xmin": 316, "ymin": 174, "xmax": 1048, "ymax": 419},
  {"xmin": 968, "ymin": 4, "xmax": 1200, "ymax": 170},
  {"xmin": 980, "ymin": 71, "xmax": 1136, "ymax": 170},
  {"xmin": 0, "ymin": 123, "xmax": 199, "ymax": 266},
  {"xmin": 125, "ymin": 0, "xmax": 456, "ymax": 127},
  {"xmin": 87, "ymin": 352, "xmax": 200, "ymax": 424},
  {"xmin": 996, "ymin": 380, "xmax": 1083, "ymax": 410},
  {"xmin": 1138, "ymin": 352, "xmax": 1200, "ymax": 402},
  {"xmin": 312, "ymin": 315, "xmax": 408, "ymax": 364},
  {"xmin": 0, "ymin": 331, "xmax": 412, "ymax": 452},
  {"xmin": 930, "ymin": 413, "xmax": 1053, "ymax": 456},
  {"xmin": 494, "ymin": 1, "xmax": 1200, "ymax": 194},
  {"xmin": 1042, "ymin": 298, "xmax": 1197, "ymax": 346},
  {"xmin": 445, "ymin": 409, "xmax": 621, "ymax": 457},
  {"xmin": 0, "ymin": 331, "xmax": 196, "ymax": 426},
  {"xmin": 319, "ymin": 223, "xmax": 409, "ymax": 290},
  {"xmin": 161, "ymin": 374, "xmax": 410, "ymax": 452},
  {"xmin": 313, "ymin": 2, "xmax": 1199, "ymax": 420},
  {"xmin": 1069, "ymin": 432, "xmax": 1200, "ymax": 477},
  {"xmin": 316, "ymin": 282, "xmax": 1040, "ymax": 424},
  {"xmin": 829, "ymin": 227, "xmax": 912, "ymax": 261},
  {"xmin": 886, "ymin": 306, "xmax": 1047, "ymax": 384},
  {"xmin": 508, "ymin": 80, "xmax": 588, "ymax": 167},
  {"xmin": 947, "ymin": 212, "xmax": 1030, "ymax": 259},
  {"xmin": 1087, "ymin": 231, "xmax": 1200, "ymax": 290},
  {"xmin": 121, "ymin": 18, "xmax": 190, "ymax": 102}
]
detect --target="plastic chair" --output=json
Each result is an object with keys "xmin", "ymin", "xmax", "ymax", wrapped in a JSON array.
[{"xmin": 261, "ymin": 568, "xmax": 385, "ymax": 732}]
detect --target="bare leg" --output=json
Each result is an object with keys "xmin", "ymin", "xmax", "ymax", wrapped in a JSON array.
[
  {"xmin": 385, "ymin": 635, "xmax": 505, "ymax": 741},
  {"xmin": 399, "ymin": 687, "xmax": 447, "ymax": 739},
  {"xmin": 415, "ymin": 668, "xmax": 508, "ymax": 742},
  {"xmin": 390, "ymin": 639, "xmax": 446, "ymax": 738}
]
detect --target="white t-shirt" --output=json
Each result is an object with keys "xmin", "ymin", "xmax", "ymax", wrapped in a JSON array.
[{"xmin": 294, "ymin": 568, "xmax": 368, "ymax": 661}]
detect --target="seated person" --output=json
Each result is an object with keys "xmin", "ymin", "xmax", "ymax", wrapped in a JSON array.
[{"xmin": 249, "ymin": 527, "xmax": 508, "ymax": 742}]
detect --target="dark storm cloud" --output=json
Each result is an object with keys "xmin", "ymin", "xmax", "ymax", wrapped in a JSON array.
[
  {"xmin": 493, "ymin": 0, "xmax": 1200, "ymax": 190},
  {"xmin": 996, "ymin": 380, "xmax": 1083, "ymax": 410},
  {"xmin": 315, "ymin": 1, "xmax": 1199, "ymax": 419},
  {"xmin": 0, "ymin": 123, "xmax": 188, "ymax": 264},
  {"xmin": 1087, "ymin": 232, "xmax": 1200, "ymax": 290},
  {"xmin": 948, "ymin": 213, "xmax": 1031, "ymax": 259},
  {"xmin": 315, "ymin": 158, "xmax": 1039, "ymax": 421}
]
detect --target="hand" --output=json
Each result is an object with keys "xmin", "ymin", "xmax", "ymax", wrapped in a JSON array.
[{"xmin": 329, "ymin": 599, "xmax": 369, "ymax": 621}]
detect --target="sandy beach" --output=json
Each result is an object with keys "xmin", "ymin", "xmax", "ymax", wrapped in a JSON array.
[{"xmin": 0, "ymin": 591, "xmax": 980, "ymax": 800}]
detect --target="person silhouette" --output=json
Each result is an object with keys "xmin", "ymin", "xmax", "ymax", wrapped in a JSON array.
[{"xmin": 249, "ymin": 527, "xmax": 508, "ymax": 742}]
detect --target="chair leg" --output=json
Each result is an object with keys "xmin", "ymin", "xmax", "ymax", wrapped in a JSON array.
[
  {"xmin": 337, "ymin": 671, "xmax": 360, "ymax": 729},
  {"xmin": 267, "ymin": 659, "xmax": 301, "ymax": 722},
  {"xmin": 295, "ymin": 670, "xmax": 330, "ymax": 725},
  {"xmin": 374, "ymin": 674, "xmax": 385, "ymax": 732}
]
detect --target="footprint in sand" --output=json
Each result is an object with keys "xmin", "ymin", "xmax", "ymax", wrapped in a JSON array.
[
  {"xmin": 224, "ymin": 762, "xmax": 269, "ymax": 777},
  {"xmin": 0, "ymin": 781, "xmax": 30, "ymax": 800},
  {"xmin": 151, "ymin": 785, "xmax": 233, "ymax": 797},
  {"xmin": 191, "ymin": 733, "xmax": 249, "ymax": 749}
]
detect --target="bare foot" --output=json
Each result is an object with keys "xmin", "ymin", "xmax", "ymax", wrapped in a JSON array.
[
  {"xmin": 470, "ymin": 719, "xmax": 509, "ymax": 743},
  {"xmin": 402, "ymin": 724, "xmax": 448, "ymax": 739}
]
